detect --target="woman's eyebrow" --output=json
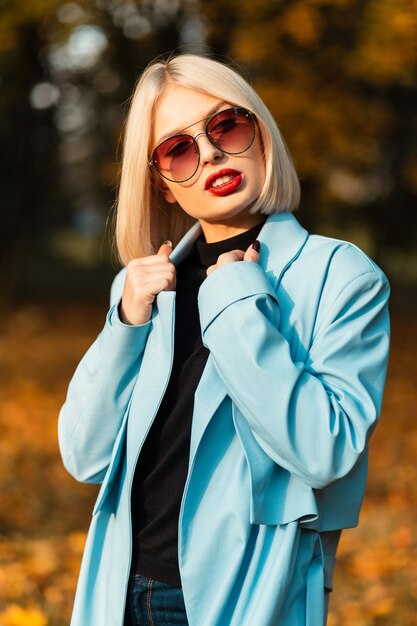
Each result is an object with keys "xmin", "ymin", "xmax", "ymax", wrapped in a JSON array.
[{"xmin": 155, "ymin": 101, "xmax": 228, "ymax": 146}]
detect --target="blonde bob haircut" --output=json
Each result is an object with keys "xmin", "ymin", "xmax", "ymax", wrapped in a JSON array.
[{"xmin": 115, "ymin": 53, "xmax": 300, "ymax": 265}]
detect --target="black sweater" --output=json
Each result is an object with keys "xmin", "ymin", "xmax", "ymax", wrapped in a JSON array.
[{"xmin": 131, "ymin": 219, "xmax": 266, "ymax": 588}]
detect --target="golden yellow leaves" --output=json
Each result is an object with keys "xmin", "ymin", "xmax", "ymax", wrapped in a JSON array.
[
  {"xmin": 280, "ymin": 4, "xmax": 320, "ymax": 46},
  {"xmin": 0, "ymin": 532, "xmax": 87, "ymax": 626},
  {"xmin": 0, "ymin": 605, "xmax": 48, "ymax": 626},
  {"xmin": 347, "ymin": 0, "xmax": 417, "ymax": 86},
  {"xmin": 0, "ymin": 305, "xmax": 100, "ymax": 625},
  {"xmin": 327, "ymin": 316, "xmax": 417, "ymax": 625}
]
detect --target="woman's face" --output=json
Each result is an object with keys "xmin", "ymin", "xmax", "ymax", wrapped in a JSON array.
[{"xmin": 151, "ymin": 84, "xmax": 266, "ymax": 241}]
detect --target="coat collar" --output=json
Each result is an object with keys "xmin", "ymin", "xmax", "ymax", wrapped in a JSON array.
[
  {"xmin": 169, "ymin": 211, "xmax": 309, "ymax": 290},
  {"xmin": 164, "ymin": 211, "xmax": 309, "ymax": 467}
]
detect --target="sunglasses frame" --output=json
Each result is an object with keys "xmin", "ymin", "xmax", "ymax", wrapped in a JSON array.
[{"xmin": 149, "ymin": 106, "xmax": 257, "ymax": 183}]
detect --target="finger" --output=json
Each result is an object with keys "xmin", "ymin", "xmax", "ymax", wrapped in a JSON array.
[
  {"xmin": 157, "ymin": 240, "xmax": 173, "ymax": 256},
  {"xmin": 128, "ymin": 241, "xmax": 173, "ymax": 267},
  {"xmin": 130, "ymin": 270, "xmax": 175, "ymax": 287},
  {"xmin": 243, "ymin": 240, "xmax": 260, "ymax": 263},
  {"xmin": 144, "ymin": 277, "xmax": 172, "ymax": 296},
  {"xmin": 127, "ymin": 255, "xmax": 170, "ymax": 267},
  {"xmin": 133, "ymin": 274, "xmax": 176, "ymax": 295},
  {"xmin": 216, "ymin": 250, "xmax": 245, "ymax": 265},
  {"xmin": 133, "ymin": 265, "xmax": 176, "ymax": 278}
]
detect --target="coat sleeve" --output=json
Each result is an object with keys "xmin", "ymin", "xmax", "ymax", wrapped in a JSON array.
[
  {"xmin": 58, "ymin": 271, "xmax": 152, "ymax": 483},
  {"xmin": 198, "ymin": 257, "xmax": 390, "ymax": 490}
]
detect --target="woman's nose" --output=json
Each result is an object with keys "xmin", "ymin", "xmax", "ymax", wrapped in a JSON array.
[{"xmin": 195, "ymin": 132, "xmax": 223, "ymax": 165}]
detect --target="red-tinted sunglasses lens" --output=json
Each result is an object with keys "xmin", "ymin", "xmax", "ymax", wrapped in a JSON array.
[
  {"xmin": 153, "ymin": 135, "xmax": 198, "ymax": 183},
  {"xmin": 207, "ymin": 108, "xmax": 255, "ymax": 155}
]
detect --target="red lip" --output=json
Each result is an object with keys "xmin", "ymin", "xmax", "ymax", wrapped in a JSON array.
[
  {"xmin": 204, "ymin": 168, "xmax": 242, "ymax": 192},
  {"xmin": 208, "ymin": 175, "xmax": 243, "ymax": 196}
]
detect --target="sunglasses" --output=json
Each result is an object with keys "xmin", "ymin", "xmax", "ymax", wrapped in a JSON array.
[{"xmin": 149, "ymin": 106, "xmax": 257, "ymax": 183}]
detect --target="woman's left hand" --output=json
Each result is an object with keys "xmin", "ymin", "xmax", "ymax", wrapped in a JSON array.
[{"xmin": 206, "ymin": 241, "xmax": 260, "ymax": 276}]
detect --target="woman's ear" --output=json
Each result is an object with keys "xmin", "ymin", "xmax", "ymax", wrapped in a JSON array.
[
  {"xmin": 161, "ymin": 185, "xmax": 177, "ymax": 204},
  {"xmin": 152, "ymin": 169, "xmax": 177, "ymax": 203},
  {"xmin": 160, "ymin": 183, "xmax": 176, "ymax": 204}
]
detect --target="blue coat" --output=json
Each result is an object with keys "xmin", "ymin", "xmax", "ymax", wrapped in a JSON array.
[{"xmin": 58, "ymin": 212, "xmax": 390, "ymax": 626}]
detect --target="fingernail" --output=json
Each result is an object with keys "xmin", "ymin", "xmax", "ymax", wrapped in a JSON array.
[
  {"xmin": 163, "ymin": 240, "xmax": 173, "ymax": 247},
  {"xmin": 252, "ymin": 240, "xmax": 260, "ymax": 253}
]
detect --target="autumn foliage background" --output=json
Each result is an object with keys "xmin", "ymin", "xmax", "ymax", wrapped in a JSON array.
[{"xmin": 1, "ymin": 1, "xmax": 417, "ymax": 625}]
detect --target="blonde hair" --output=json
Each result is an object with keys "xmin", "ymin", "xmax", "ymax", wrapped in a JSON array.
[{"xmin": 115, "ymin": 54, "xmax": 300, "ymax": 265}]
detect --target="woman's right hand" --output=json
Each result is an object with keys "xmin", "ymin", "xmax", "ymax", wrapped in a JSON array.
[{"xmin": 118, "ymin": 241, "xmax": 176, "ymax": 325}]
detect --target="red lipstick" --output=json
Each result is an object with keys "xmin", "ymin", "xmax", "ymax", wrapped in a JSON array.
[{"xmin": 205, "ymin": 169, "xmax": 243, "ymax": 196}]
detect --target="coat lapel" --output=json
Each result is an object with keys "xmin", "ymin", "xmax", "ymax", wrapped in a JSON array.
[
  {"xmin": 169, "ymin": 219, "xmax": 202, "ymax": 267},
  {"xmin": 126, "ymin": 290, "xmax": 176, "ymax": 466},
  {"xmin": 168, "ymin": 212, "xmax": 309, "ymax": 467},
  {"xmin": 170, "ymin": 211, "xmax": 309, "ymax": 288},
  {"xmin": 255, "ymin": 211, "xmax": 309, "ymax": 289}
]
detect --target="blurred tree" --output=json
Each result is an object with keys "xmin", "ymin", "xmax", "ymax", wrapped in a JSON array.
[
  {"xmin": 201, "ymin": 0, "xmax": 417, "ymax": 265},
  {"xmin": 0, "ymin": 1, "xmax": 61, "ymax": 308},
  {"xmin": 0, "ymin": 0, "xmax": 206, "ymax": 308}
]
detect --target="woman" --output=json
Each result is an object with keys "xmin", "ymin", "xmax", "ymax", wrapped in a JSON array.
[{"xmin": 58, "ymin": 54, "xmax": 390, "ymax": 626}]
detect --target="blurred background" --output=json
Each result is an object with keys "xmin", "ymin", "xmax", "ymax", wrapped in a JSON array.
[{"xmin": 0, "ymin": 1, "xmax": 416, "ymax": 625}]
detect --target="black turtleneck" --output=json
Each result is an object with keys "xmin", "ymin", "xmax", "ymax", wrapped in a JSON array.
[{"xmin": 131, "ymin": 219, "xmax": 266, "ymax": 588}]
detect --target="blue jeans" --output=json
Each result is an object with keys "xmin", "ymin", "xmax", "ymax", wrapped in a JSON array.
[{"xmin": 129, "ymin": 574, "xmax": 189, "ymax": 626}]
